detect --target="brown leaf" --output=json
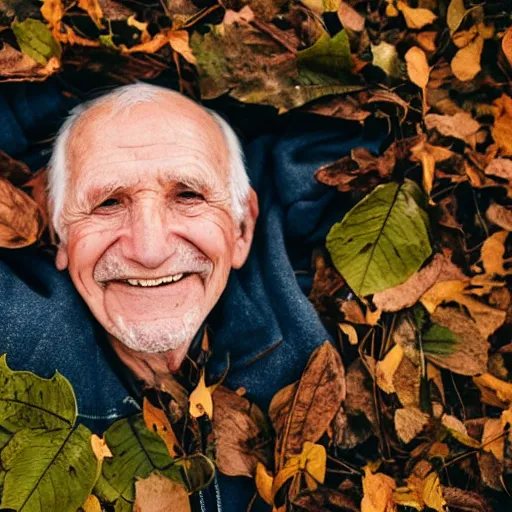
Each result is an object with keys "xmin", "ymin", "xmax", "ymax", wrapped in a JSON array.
[
  {"xmin": 223, "ymin": 6, "xmax": 255, "ymax": 25},
  {"xmin": 315, "ymin": 145, "xmax": 394, "ymax": 192},
  {"xmin": 394, "ymin": 407, "xmax": 430, "ymax": 444},
  {"xmin": 393, "ymin": 356, "xmax": 421, "ymax": 408},
  {"xmin": 292, "ymin": 488, "xmax": 359, "ymax": 512},
  {"xmin": 0, "ymin": 43, "xmax": 59, "ymax": 81},
  {"xmin": 340, "ymin": 299, "xmax": 367, "ymax": 324},
  {"xmin": 337, "ymin": 2, "xmax": 365, "ymax": 32},
  {"xmin": 397, "ymin": 1, "xmax": 437, "ymax": 29},
  {"xmin": 367, "ymin": 90, "xmax": 410, "ymax": 123},
  {"xmin": 426, "ymin": 307, "xmax": 488, "ymax": 376},
  {"xmin": 486, "ymin": 203, "xmax": 512, "ymax": 231},
  {"xmin": 451, "ymin": 35, "xmax": 484, "ymax": 81},
  {"xmin": 480, "ymin": 230, "xmax": 511, "ymax": 276},
  {"xmin": 443, "ymin": 487, "xmax": 492, "ymax": 512},
  {"xmin": 0, "ymin": 150, "xmax": 32, "ymax": 186},
  {"xmin": 277, "ymin": 342, "xmax": 345, "ymax": 460},
  {"xmin": 212, "ymin": 386, "xmax": 269, "ymax": 477},
  {"xmin": 0, "ymin": 178, "xmax": 43, "ymax": 248},
  {"xmin": 485, "ymin": 157, "xmax": 512, "ymax": 183},
  {"xmin": 405, "ymin": 46, "xmax": 430, "ymax": 89},
  {"xmin": 376, "ymin": 344, "xmax": 404, "ymax": 394},
  {"xmin": 133, "ymin": 473, "xmax": 191, "ymax": 512},
  {"xmin": 477, "ymin": 451, "xmax": 504, "ymax": 491},
  {"xmin": 304, "ymin": 95, "xmax": 371, "ymax": 122},
  {"xmin": 416, "ymin": 31, "xmax": 437, "ymax": 52},
  {"xmin": 473, "ymin": 373, "xmax": 512, "ymax": 408},
  {"xmin": 482, "ymin": 418, "xmax": 505, "ymax": 461},
  {"xmin": 447, "ymin": 0, "xmax": 467, "ymax": 34},
  {"xmin": 169, "ymin": 30, "xmax": 197, "ymax": 64},
  {"xmin": 361, "ymin": 466, "xmax": 397, "ymax": 512},
  {"xmin": 344, "ymin": 359, "xmax": 378, "ymax": 430},
  {"xmin": 308, "ymin": 250, "xmax": 344, "ymax": 313},
  {"xmin": 502, "ymin": 26, "xmax": 512, "ymax": 68},
  {"xmin": 425, "ymin": 112, "xmax": 480, "ymax": 145},
  {"xmin": 373, "ymin": 253, "xmax": 466, "ymax": 312},
  {"xmin": 492, "ymin": 95, "xmax": 512, "ymax": 156}
]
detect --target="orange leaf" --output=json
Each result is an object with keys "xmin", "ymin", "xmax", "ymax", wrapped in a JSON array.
[
  {"xmin": 397, "ymin": 1, "xmax": 437, "ymax": 29},
  {"xmin": 502, "ymin": 26, "xmax": 512, "ymax": 67},
  {"xmin": 169, "ymin": 30, "xmax": 197, "ymax": 65},
  {"xmin": 405, "ymin": 46, "xmax": 430, "ymax": 89},
  {"xmin": 451, "ymin": 35, "xmax": 484, "ymax": 81},
  {"xmin": 90, "ymin": 434, "xmax": 113, "ymax": 462},
  {"xmin": 77, "ymin": 0, "xmax": 104, "ymax": 29},
  {"xmin": 143, "ymin": 397, "xmax": 180, "ymax": 457},
  {"xmin": 256, "ymin": 462, "xmax": 274, "ymax": 505},
  {"xmin": 81, "ymin": 495, "xmax": 102, "ymax": 512},
  {"xmin": 361, "ymin": 466, "xmax": 397, "ymax": 512}
]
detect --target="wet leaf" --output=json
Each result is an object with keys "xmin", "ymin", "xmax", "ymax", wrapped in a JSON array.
[
  {"xmin": 11, "ymin": 18, "xmax": 61, "ymax": 66},
  {"xmin": 0, "ymin": 425, "xmax": 99, "ymax": 512},
  {"xmin": 0, "ymin": 178, "xmax": 44, "ymax": 248},
  {"xmin": 326, "ymin": 179, "xmax": 431, "ymax": 297},
  {"xmin": 133, "ymin": 473, "xmax": 191, "ymax": 512}
]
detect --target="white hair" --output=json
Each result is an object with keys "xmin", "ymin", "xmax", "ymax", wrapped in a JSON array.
[{"xmin": 47, "ymin": 82, "xmax": 251, "ymax": 239}]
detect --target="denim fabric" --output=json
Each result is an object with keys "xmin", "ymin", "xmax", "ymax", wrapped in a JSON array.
[{"xmin": 0, "ymin": 81, "xmax": 381, "ymax": 511}]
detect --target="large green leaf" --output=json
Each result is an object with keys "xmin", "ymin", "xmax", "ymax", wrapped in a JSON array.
[
  {"xmin": 0, "ymin": 425, "xmax": 99, "ymax": 512},
  {"xmin": 326, "ymin": 179, "xmax": 431, "ymax": 297},
  {"xmin": 11, "ymin": 19, "xmax": 61, "ymax": 66},
  {"xmin": 0, "ymin": 355, "xmax": 76, "ymax": 431}
]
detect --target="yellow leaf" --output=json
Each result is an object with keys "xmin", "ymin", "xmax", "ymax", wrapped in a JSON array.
[
  {"xmin": 385, "ymin": 0, "xmax": 399, "ymax": 18},
  {"xmin": 361, "ymin": 466, "xmax": 397, "ymax": 512},
  {"xmin": 299, "ymin": 442, "xmax": 326, "ymax": 485},
  {"xmin": 77, "ymin": 0, "xmax": 104, "ymax": 29},
  {"xmin": 143, "ymin": 397, "xmax": 180, "ymax": 457},
  {"xmin": 189, "ymin": 370, "xmax": 213, "ymax": 418},
  {"xmin": 482, "ymin": 418, "xmax": 505, "ymax": 461},
  {"xmin": 256, "ymin": 463, "xmax": 274, "ymax": 505},
  {"xmin": 90, "ymin": 434, "xmax": 112, "ymax": 462},
  {"xmin": 272, "ymin": 460, "xmax": 299, "ymax": 498},
  {"xmin": 81, "ymin": 495, "xmax": 102, "ymax": 512},
  {"xmin": 474, "ymin": 373, "xmax": 512, "ymax": 404},
  {"xmin": 451, "ymin": 34, "xmax": 484, "ymax": 81},
  {"xmin": 376, "ymin": 344, "xmax": 404, "ymax": 394},
  {"xmin": 40, "ymin": 0, "xmax": 64, "ymax": 28},
  {"xmin": 397, "ymin": 1, "xmax": 437, "ymax": 29},
  {"xmin": 492, "ymin": 94, "xmax": 512, "ymax": 156},
  {"xmin": 447, "ymin": 0, "xmax": 466, "ymax": 34},
  {"xmin": 405, "ymin": 46, "xmax": 430, "ymax": 89},
  {"xmin": 481, "ymin": 231, "xmax": 512, "ymax": 276},
  {"xmin": 339, "ymin": 323, "xmax": 358, "ymax": 345},
  {"xmin": 127, "ymin": 15, "xmax": 151, "ymax": 44},
  {"xmin": 371, "ymin": 41, "xmax": 400, "ymax": 77},
  {"xmin": 422, "ymin": 473, "xmax": 446, "ymax": 512},
  {"xmin": 169, "ymin": 30, "xmax": 197, "ymax": 65}
]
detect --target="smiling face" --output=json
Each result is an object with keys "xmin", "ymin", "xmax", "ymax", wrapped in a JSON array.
[{"xmin": 56, "ymin": 93, "xmax": 256, "ymax": 367}]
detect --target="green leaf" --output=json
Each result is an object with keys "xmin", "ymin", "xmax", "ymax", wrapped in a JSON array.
[
  {"xmin": 0, "ymin": 425, "xmax": 99, "ymax": 512},
  {"xmin": 423, "ymin": 324, "xmax": 459, "ymax": 355},
  {"xmin": 297, "ymin": 30, "xmax": 352, "ymax": 78},
  {"xmin": 11, "ymin": 19, "xmax": 61, "ymax": 65},
  {"xmin": 0, "ymin": 354, "xmax": 76, "ymax": 431},
  {"xmin": 114, "ymin": 497, "xmax": 133, "ymax": 512},
  {"xmin": 96, "ymin": 415, "xmax": 181, "ymax": 504},
  {"xmin": 326, "ymin": 179, "xmax": 432, "ymax": 297}
]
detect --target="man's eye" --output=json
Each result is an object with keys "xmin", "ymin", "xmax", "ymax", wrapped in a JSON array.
[
  {"xmin": 97, "ymin": 198, "xmax": 121, "ymax": 208},
  {"xmin": 177, "ymin": 191, "xmax": 205, "ymax": 201}
]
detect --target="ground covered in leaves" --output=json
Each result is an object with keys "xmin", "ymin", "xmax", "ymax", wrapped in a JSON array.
[{"xmin": 0, "ymin": 0, "xmax": 512, "ymax": 511}]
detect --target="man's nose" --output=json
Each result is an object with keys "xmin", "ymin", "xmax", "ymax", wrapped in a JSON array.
[{"xmin": 122, "ymin": 199, "xmax": 174, "ymax": 269}]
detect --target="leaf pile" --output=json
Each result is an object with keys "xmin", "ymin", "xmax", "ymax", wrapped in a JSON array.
[{"xmin": 0, "ymin": 0, "xmax": 511, "ymax": 510}]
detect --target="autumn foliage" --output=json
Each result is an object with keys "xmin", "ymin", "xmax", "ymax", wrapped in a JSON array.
[{"xmin": 0, "ymin": 0, "xmax": 511, "ymax": 511}]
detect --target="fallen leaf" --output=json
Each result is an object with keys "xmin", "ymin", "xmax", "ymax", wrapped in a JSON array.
[
  {"xmin": 451, "ymin": 35, "xmax": 484, "ymax": 81},
  {"xmin": 393, "ymin": 356, "xmax": 421, "ymax": 408},
  {"xmin": 442, "ymin": 414, "xmax": 481, "ymax": 448},
  {"xmin": 376, "ymin": 344, "xmax": 405, "ymax": 394},
  {"xmin": 477, "ymin": 451, "xmax": 504, "ymax": 491},
  {"xmin": 491, "ymin": 95, "xmax": 512, "ymax": 156},
  {"xmin": 0, "ymin": 178, "xmax": 44, "ymax": 248},
  {"xmin": 447, "ymin": 0, "xmax": 467, "ymax": 34},
  {"xmin": 395, "ymin": 407, "xmax": 430, "ymax": 443},
  {"xmin": 482, "ymin": 418, "xmax": 505, "ymax": 461},
  {"xmin": 361, "ymin": 466, "xmax": 397, "ymax": 512},
  {"xmin": 502, "ymin": 26, "xmax": 512, "ymax": 68},
  {"xmin": 340, "ymin": 299, "xmax": 367, "ymax": 324},
  {"xmin": 373, "ymin": 253, "xmax": 465, "ymax": 312},
  {"xmin": 422, "ymin": 472, "xmax": 446, "ymax": 512},
  {"xmin": 339, "ymin": 323, "xmax": 358, "ymax": 345},
  {"xmin": 443, "ymin": 487, "xmax": 492, "ymax": 512},
  {"xmin": 78, "ymin": 0, "xmax": 104, "ymax": 29},
  {"xmin": 486, "ymin": 203, "xmax": 512, "ymax": 231},
  {"xmin": 416, "ymin": 31, "xmax": 437, "ymax": 52},
  {"xmin": 372, "ymin": 41, "xmax": 400, "ymax": 77},
  {"xmin": 337, "ymin": 2, "xmax": 365, "ymax": 32},
  {"xmin": 168, "ymin": 30, "xmax": 197, "ymax": 64},
  {"xmin": 189, "ymin": 370, "xmax": 213, "ymax": 418},
  {"xmin": 397, "ymin": 1, "xmax": 437, "ymax": 29},
  {"xmin": 473, "ymin": 373, "xmax": 512, "ymax": 407},
  {"xmin": 255, "ymin": 462, "xmax": 274, "ymax": 505},
  {"xmin": 480, "ymin": 230, "xmax": 511, "ymax": 276},
  {"xmin": 485, "ymin": 158, "xmax": 512, "ymax": 186},
  {"xmin": 143, "ymin": 398, "xmax": 180, "ymax": 458},
  {"xmin": 405, "ymin": 46, "xmax": 430, "ymax": 89},
  {"xmin": 212, "ymin": 386, "xmax": 269, "ymax": 477},
  {"xmin": 425, "ymin": 112, "xmax": 480, "ymax": 145},
  {"xmin": 90, "ymin": 434, "xmax": 112, "ymax": 462},
  {"xmin": 277, "ymin": 342, "xmax": 345, "ymax": 460},
  {"xmin": 81, "ymin": 495, "xmax": 102, "ymax": 512},
  {"xmin": 11, "ymin": 19, "xmax": 61, "ymax": 66},
  {"xmin": 223, "ymin": 5, "xmax": 255, "ymax": 25},
  {"xmin": 133, "ymin": 473, "xmax": 191, "ymax": 512}
]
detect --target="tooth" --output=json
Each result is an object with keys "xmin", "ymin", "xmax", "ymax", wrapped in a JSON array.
[
  {"xmin": 173, "ymin": 273, "xmax": 183, "ymax": 282},
  {"xmin": 128, "ymin": 279, "xmax": 138, "ymax": 286}
]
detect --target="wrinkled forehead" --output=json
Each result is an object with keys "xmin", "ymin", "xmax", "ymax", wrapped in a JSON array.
[{"xmin": 66, "ymin": 97, "xmax": 229, "ymax": 184}]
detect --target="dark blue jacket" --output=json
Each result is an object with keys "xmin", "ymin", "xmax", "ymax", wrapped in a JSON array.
[{"xmin": 0, "ymin": 80, "xmax": 381, "ymax": 510}]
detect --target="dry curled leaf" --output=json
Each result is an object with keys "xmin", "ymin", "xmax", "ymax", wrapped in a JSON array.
[{"xmin": 0, "ymin": 178, "xmax": 43, "ymax": 248}]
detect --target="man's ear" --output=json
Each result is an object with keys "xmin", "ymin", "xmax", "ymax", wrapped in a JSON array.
[
  {"xmin": 232, "ymin": 187, "xmax": 259, "ymax": 269},
  {"xmin": 56, "ymin": 244, "xmax": 69, "ymax": 270}
]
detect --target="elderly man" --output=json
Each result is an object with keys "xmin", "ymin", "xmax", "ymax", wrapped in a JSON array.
[{"xmin": 0, "ymin": 81, "xmax": 381, "ymax": 510}]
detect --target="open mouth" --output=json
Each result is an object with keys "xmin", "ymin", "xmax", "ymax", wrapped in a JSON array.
[{"xmin": 109, "ymin": 273, "xmax": 191, "ymax": 288}]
